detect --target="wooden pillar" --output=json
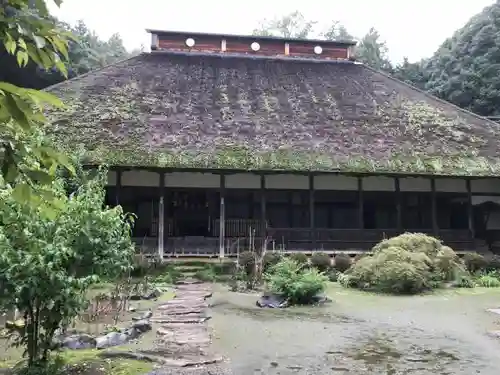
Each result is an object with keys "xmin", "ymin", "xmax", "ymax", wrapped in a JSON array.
[
  {"xmin": 309, "ymin": 174, "xmax": 316, "ymax": 250},
  {"xmin": 158, "ymin": 171, "xmax": 165, "ymax": 260},
  {"xmin": 466, "ymin": 179, "xmax": 474, "ymax": 238},
  {"xmin": 395, "ymin": 177, "xmax": 402, "ymax": 231},
  {"xmin": 115, "ymin": 169, "xmax": 122, "ymax": 205},
  {"xmin": 219, "ymin": 174, "xmax": 226, "ymax": 258},
  {"xmin": 431, "ymin": 178, "xmax": 438, "ymax": 235},
  {"xmin": 260, "ymin": 174, "xmax": 266, "ymax": 239},
  {"xmin": 358, "ymin": 177, "xmax": 364, "ymax": 229}
]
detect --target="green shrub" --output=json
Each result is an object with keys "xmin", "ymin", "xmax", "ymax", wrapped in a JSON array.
[
  {"xmin": 463, "ymin": 253, "xmax": 487, "ymax": 273},
  {"xmin": 327, "ymin": 269, "xmax": 339, "ymax": 282},
  {"xmin": 344, "ymin": 233, "xmax": 474, "ymax": 295},
  {"xmin": 434, "ymin": 246, "xmax": 464, "ymax": 281},
  {"xmin": 130, "ymin": 254, "xmax": 151, "ymax": 277},
  {"xmin": 265, "ymin": 259, "xmax": 328, "ymax": 305},
  {"xmin": 347, "ymin": 246, "xmax": 433, "ymax": 294},
  {"xmin": 239, "ymin": 251, "xmax": 256, "ymax": 276},
  {"xmin": 263, "ymin": 252, "xmax": 283, "ymax": 271},
  {"xmin": 476, "ymin": 274, "xmax": 500, "ymax": 288},
  {"xmin": 212, "ymin": 261, "xmax": 237, "ymax": 275},
  {"xmin": 334, "ymin": 253, "xmax": 352, "ymax": 273},
  {"xmin": 310, "ymin": 252, "xmax": 331, "ymax": 272},
  {"xmin": 483, "ymin": 255, "xmax": 500, "ymax": 272},
  {"xmin": 289, "ymin": 252, "xmax": 309, "ymax": 265},
  {"xmin": 194, "ymin": 268, "xmax": 217, "ymax": 282},
  {"xmin": 455, "ymin": 274, "xmax": 475, "ymax": 288},
  {"xmin": 373, "ymin": 232, "xmax": 442, "ymax": 256}
]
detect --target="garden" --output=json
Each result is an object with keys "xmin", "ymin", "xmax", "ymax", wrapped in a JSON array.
[{"xmin": 187, "ymin": 233, "xmax": 500, "ymax": 375}]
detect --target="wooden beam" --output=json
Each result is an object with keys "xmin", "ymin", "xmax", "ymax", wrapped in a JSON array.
[
  {"xmin": 260, "ymin": 174, "xmax": 266, "ymax": 239},
  {"xmin": 158, "ymin": 171, "xmax": 165, "ymax": 260},
  {"xmin": 219, "ymin": 174, "xmax": 226, "ymax": 259},
  {"xmin": 431, "ymin": 178, "xmax": 438, "ymax": 235},
  {"xmin": 115, "ymin": 169, "xmax": 122, "ymax": 205},
  {"xmin": 358, "ymin": 177, "xmax": 364, "ymax": 229},
  {"xmin": 309, "ymin": 174, "xmax": 316, "ymax": 250},
  {"xmin": 466, "ymin": 179, "xmax": 474, "ymax": 238},
  {"xmin": 395, "ymin": 177, "xmax": 402, "ymax": 231}
]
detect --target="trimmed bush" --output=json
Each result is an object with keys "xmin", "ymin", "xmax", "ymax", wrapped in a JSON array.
[
  {"xmin": 434, "ymin": 246, "xmax": 464, "ymax": 281},
  {"xmin": 334, "ymin": 254, "xmax": 352, "ymax": 273},
  {"xmin": 373, "ymin": 232, "xmax": 442, "ymax": 256},
  {"xmin": 310, "ymin": 252, "xmax": 331, "ymax": 272},
  {"xmin": 347, "ymin": 246, "xmax": 432, "ymax": 294},
  {"xmin": 345, "ymin": 233, "xmax": 468, "ymax": 295},
  {"xmin": 263, "ymin": 252, "xmax": 283, "ymax": 271},
  {"xmin": 463, "ymin": 253, "xmax": 487, "ymax": 273},
  {"xmin": 289, "ymin": 252, "xmax": 309, "ymax": 265},
  {"xmin": 265, "ymin": 259, "xmax": 328, "ymax": 305}
]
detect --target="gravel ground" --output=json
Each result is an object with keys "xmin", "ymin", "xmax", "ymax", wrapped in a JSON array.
[{"xmin": 209, "ymin": 284, "xmax": 500, "ymax": 375}]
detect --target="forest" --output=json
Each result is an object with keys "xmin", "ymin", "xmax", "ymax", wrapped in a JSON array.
[
  {"xmin": 253, "ymin": 3, "xmax": 500, "ymax": 118},
  {"xmin": 3, "ymin": 2, "xmax": 500, "ymax": 118}
]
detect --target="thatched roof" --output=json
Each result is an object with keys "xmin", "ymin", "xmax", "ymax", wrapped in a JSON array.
[{"xmin": 45, "ymin": 51, "xmax": 500, "ymax": 176}]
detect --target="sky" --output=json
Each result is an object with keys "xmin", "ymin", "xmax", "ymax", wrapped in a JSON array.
[{"xmin": 48, "ymin": 0, "xmax": 496, "ymax": 63}]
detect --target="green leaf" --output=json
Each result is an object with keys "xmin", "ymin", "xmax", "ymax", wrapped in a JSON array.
[
  {"xmin": 26, "ymin": 44, "xmax": 43, "ymax": 66},
  {"xmin": 0, "ymin": 81, "xmax": 22, "ymax": 95},
  {"xmin": 55, "ymin": 60, "xmax": 68, "ymax": 78},
  {"xmin": 25, "ymin": 89, "xmax": 63, "ymax": 107},
  {"xmin": 11, "ymin": 183, "xmax": 32, "ymax": 204},
  {"xmin": 50, "ymin": 37, "xmax": 69, "ymax": 61},
  {"xmin": 33, "ymin": 35, "xmax": 47, "ymax": 49},
  {"xmin": 26, "ymin": 170, "xmax": 54, "ymax": 185},
  {"xmin": 5, "ymin": 164, "xmax": 19, "ymax": 183},
  {"xmin": 3, "ymin": 93, "xmax": 31, "ymax": 131},
  {"xmin": 16, "ymin": 51, "xmax": 29, "ymax": 67}
]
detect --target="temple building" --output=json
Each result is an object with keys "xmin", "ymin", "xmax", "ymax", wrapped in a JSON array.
[{"xmin": 45, "ymin": 29, "xmax": 500, "ymax": 257}]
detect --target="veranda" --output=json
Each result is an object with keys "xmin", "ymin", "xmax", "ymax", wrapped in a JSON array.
[{"xmin": 104, "ymin": 168, "xmax": 500, "ymax": 257}]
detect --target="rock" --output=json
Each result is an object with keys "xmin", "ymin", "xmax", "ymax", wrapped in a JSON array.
[
  {"xmin": 62, "ymin": 334, "xmax": 97, "ymax": 350},
  {"xmin": 143, "ymin": 288, "xmax": 162, "ymax": 300},
  {"xmin": 132, "ymin": 310, "xmax": 153, "ymax": 321},
  {"xmin": 96, "ymin": 332, "xmax": 129, "ymax": 349},
  {"xmin": 132, "ymin": 319, "xmax": 152, "ymax": 333},
  {"xmin": 256, "ymin": 294, "xmax": 289, "ymax": 308},
  {"xmin": 123, "ymin": 327, "xmax": 142, "ymax": 340},
  {"xmin": 311, "ymin": 293, "xmax": 332, "ymax": 305},
  {"xmin": 128, "ymin": 306, "xmax": 137, "ymax": 312}
]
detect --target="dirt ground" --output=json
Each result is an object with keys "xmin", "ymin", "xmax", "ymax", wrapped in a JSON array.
[{"xmin": 209, "ymin": 283, "xmax": 500, "ymax": 375}]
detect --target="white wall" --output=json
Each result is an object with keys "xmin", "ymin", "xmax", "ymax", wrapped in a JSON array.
[{"xmin": 105, "ymin": 170, "xmax": 500, "ymax": 194}]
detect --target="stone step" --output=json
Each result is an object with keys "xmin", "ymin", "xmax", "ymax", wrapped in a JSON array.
[{"xmin": 151, "ymin": 316, "xmax": 211, "ymax": 324}]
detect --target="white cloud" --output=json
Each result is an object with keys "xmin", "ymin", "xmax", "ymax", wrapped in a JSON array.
[{"xmin": 49, "ymin": 0, "xmax": 495, "ymax": 63}]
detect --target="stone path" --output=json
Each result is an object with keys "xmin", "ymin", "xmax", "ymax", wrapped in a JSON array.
[{"xmin": 103, "ymin": 279, "xmax": 231, "ymax": 375}]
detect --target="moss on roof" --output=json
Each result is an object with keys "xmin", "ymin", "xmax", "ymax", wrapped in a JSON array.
[{"xmin": 45, "ymin": 53, "xmax": 500, "ymax": 176}]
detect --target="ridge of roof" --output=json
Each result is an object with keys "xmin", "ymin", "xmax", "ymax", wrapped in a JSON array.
[
  {"xmin": 146, "ymin": 28, "xmax": 357, "ymax": 47},
  {"xmin": 149, "ymin": 49, "xmax": 357, "ymax": 64}
]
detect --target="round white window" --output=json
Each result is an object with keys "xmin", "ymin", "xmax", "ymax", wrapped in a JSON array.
[
  {"xmin": 251, "ymin": 42, "xmax": 261, "ymax": 51},
  {"xmin": 185, "ymin": 38, "xmax": 195, "ymax": 47},
  {"xmin": 314, "ymin": 45, "xmax": 323, "ymax": 55}
]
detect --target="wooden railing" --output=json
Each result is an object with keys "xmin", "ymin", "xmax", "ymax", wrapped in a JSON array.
[{"xmin": 266, "ymin": 228, "xmax": 476, "ymax": 251}]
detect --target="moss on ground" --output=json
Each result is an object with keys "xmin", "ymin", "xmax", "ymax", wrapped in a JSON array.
[{"xmin": 0, "ymin": 349, "xmax": 153, "ymax": 375}]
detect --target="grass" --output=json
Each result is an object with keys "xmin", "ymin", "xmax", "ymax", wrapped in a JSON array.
[{"xmin": 0, "ymin": 349, "xmax": 154, "ymax": 375}]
